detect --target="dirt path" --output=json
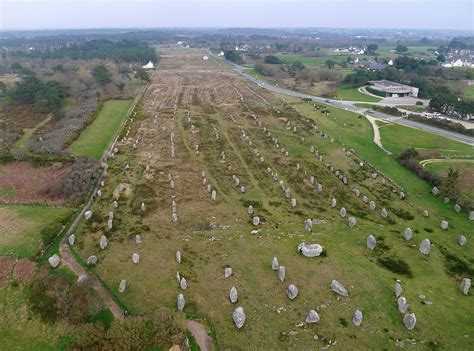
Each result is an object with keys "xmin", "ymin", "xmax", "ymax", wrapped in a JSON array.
[
  {"xmin": 186, "ymin": 320, "xmax": 213, "ymax": 351},
  {"xmin": 364, "ymin": 114, "xmax": 392, "ymax": 155}
]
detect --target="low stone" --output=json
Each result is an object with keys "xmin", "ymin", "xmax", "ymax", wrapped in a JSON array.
[
  {"xmin": 68, "ymin": 234, "xmax": 75, "ymax": 246},
  {"xmin": 440, "ymin": 220, "xmax": 449, "ymax": 230},
  {"xmin": 459, "ymin": 235, "xmax": 467, "ymax": 246},
  {"xmin": 298, "ymin": 243, "xmax": 323, "ymax": 257},
  {"xmin": 141, "ymin": 202, "xmax": 145, "ymax": 211},
  {"xmin": 331, "ymin": 197, "xmax": 337, "ymax": 208},
  {"xmin": 366, "ymin": 235, "xmax": 376, "ymax": 250},
  {"xmin": 419, "ymin": 239, "xmax": 431, "ymax": 255},
  {"xmin": 290, "ymin": 198, "xmax": 297, "ymax": 208},
  {"xmin": 113, "ymin": 201, "xmax": 118, "ymax": 208},
  {"xmin": 253, "ymin": 216, "xmax": 260, "ymax": 226},
  {"xmin": 225, "ymin": 267, "xmax": 233, "ymax": 278},
  {"xmin": 331, "ymin": 280, "xmax": 349, "ymax": 297},
  {"xmin": 422, "ymin": 209, "xmax": 429, "ymax": 217},
  {"xmin": 339, "ymin": 207, "xmax": 347, "ymax": 217},
  {"xmin": 369, "ymin": 201, "xmax": 376, "ymax": 210},
  {"xmin": 306, "ymin": 310, "xmax": 320, "ymax": 324},
  {"xmin": 229, "ymin": 286, "xmax": 238, "ymax": 303},
  {"xmin": 460, "ymin": 278, "xmax": 471, "ymax": 295},
  {"xmin": 135, "ymin": 235, "xmax": 142, "ymax": 244},
  {"xmin": 132, "ymin": 253, "xmax": 140, "ymax": 264},
  {"xmin": 403, "ymin": 313, "xmax": 416, "ymax": 330},
  {"xmin": 287, "ymin": 284, "xmax": 299, "ymax": 300},
  {"xmin": 443, "ymin": 197, "xmax": 450, "ymax": 204},
  {"xmin": 177, "ymin": 293, "xmax": 185, "ymax": 311},
  {"xmin": 397, "ymin": 296, "xmax": 408, "ymax": 313},
  {"xmin": 353, "ymin": 309, "xmax": 363, "ymax": 327},
  {"xmin": 400, "ymin": 192, "xmax": 405, "ymax": 200},
  {"xmin": 233, "ymin": 307, "xmax": 246, "ymax": 329},
  {"xmin": 395, "ymin": 282, "xmax": 402, "ymax": 298},
  {"xmin": 48, "ymin": 254, "xmax": 60, "ymax": 268},
  {"xmin": 381, "ymin": 208, "xmax": 388, "ymax": 218},
  {"xmin": 403, "ymin": 228, "xmax": 413, "ymax": 241},
  {"xmin": 119, "ymin": 279, "xmax": 126, "ymax": 293},
  {"xmin": 100, "ymin": 235, "xmax": 108, "ymax": 250},
  {"xmin": 248, "ymin": 205, "xmax": 254, "ymax": 214},
  {"xmin": 77, "ymin": 275, "xmax": 88, "ymax": 284},
  {"xmin": 87, "ymin": 255, "xmax": 98, "ymax": 265},
  {"xmin": 107, "ymin": 218, "xmax": 113, "ymax": 230},
  {"xmin": 180, "ymin": 277, "xmax": 187, "ymax": 289},
  {"xmin": 470, "ymin": 211, "xmax": 474, "ymax": 221},
  {"xmin": 84, "ymin": 210, "xmax": 92, "ymax": 220},
  {"xmin": 272, "ymin": 257, "xmax": 279, "ymax": 270},
  {"xmin": 176, "ymin": 251, "xmax": 181, "ymax": 264},
  {"xmin": 348, "ymin": 217, "xmax": 357, "ymax": 228},
  {"xmin": 211, "ymin": 190, "xmax": 217, "ymax": 201},
  {"xmin": 305, "ymin": 218, "xmax": 313, "ymax": 232},
  {"xmin": 362, "ymin": 196, "xmax": 368, "ymax": 203},
  {"xmin": 279, "ymin": 266, "xmax": 285, "ymax": 282},
  {"xmin": 432, "ymin": 186, "xmax": 439, "ymax": 196},
  {"xmin": 454, "ymin": 204, "xmax": 461, "ymax": 213}
]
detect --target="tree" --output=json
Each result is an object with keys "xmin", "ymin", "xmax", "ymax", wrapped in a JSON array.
[
  {"xmin": 224, "ymin": 50, "xmax": 243, "ymax": 64},
  {"xmin": 34, "ymin": 80, "xmax": 67, "ymax": 118},
  {"xmin": 325, "ymin": 59, "xmax": 336, "ymax": 69},
  {"xmin": 396, "ymin": 45, "xmax": 408, "ymax": 53},
  {"xmin": 135, "ymin": 67, "xmax": 151, "ymax": 82},
  {"xmin": 9, "ymin": 74, "xmax": 43, "ymax": 104},
  {"xmin": 366, "ymin": 44, "xmax": 378, "ymax": 52},
  {"xmin": 116, "ymin": 81, "xmax": 125, "ymax": 91},
  {"xmin": 263, "ymin": 55, "xmax": 282, "ymax": 64},
  {"xmin": 92, "ymin": 64, "xmax": 112, "ymax": 87},
  {"xmin": 440, "ymin": 168, "xmax": 459, "ymax": 199},
  {"xmin": 436, "ymin": 54, "xmax": 446, "ymax": 62},
  {"xmin": 291, "ymin": 60, "xmax": 305, "ymax": 71}
]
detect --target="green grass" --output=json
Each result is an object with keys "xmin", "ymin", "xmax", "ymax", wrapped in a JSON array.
[
  {"xmin": 70, "ymin": 99, "xmax": 133, "ymax": 160},
  {"xmin": 396, "ymin": 105, "xmax": 426, "ymax": 113},
  {"xmin": 335, "ymin": 85, "xmax": 382, "ymax": 102},
  {"xmin": 245, "ymin": 69, "xmax": 266, "ymax": 79},
  {"xmin": 463, "ymin": 85, "xmax": 474, "ymax": 98},
  {"xmin": 355, "ymin": 103, "xmax": 377, "ymax": 109},
  {"xmin": 424, "ymin": 160, "xmax": 474, "ymax": 173},
  {"xmin": 0, "ymin": 204, "xmax": 71, "ymax": 259}
]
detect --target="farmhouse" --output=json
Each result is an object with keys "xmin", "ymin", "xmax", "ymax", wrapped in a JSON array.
[
  {"xmin": 142, "ymin": 61, "xmax": 154, "ymax": 69},
  {"xmin": 368, "ymin": 80, "xmax": 419, "ymax": 98}
]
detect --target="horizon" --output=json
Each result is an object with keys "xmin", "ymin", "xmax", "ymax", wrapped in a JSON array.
[{"xmin": 1, "ymin": 0, "xmax": 473, "ymax": 32}]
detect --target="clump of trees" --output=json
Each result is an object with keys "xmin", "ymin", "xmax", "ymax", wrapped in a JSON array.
[
  {"xmin": 263, "ymin": 55, "xmax": 282, "ymax": 64},
  {"xmin": 92, "ymin": 64, "xmax": 112, "ymax": 87},
  {"xmin": 224, "ymin": 49, "xmax": 243, "ymax": 64},
  {"xmin": 135, "ymin": 67, "xmax": 151, "ymax": 82},
  {"xmin": 429, "ymin": 94, "xmax": 474, "ymax": 120},
  {"xmin": 397, "ymin": 148, "xmax": 441, "ymax": 186},
  {"xmin": 407, "ymin": 114, "xmax": 474, "ymax": 136}
]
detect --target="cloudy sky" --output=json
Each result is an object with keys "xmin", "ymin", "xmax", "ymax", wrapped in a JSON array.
[{"xmin": 0, "ymin": 0, "xmax": 472, "ymax": 31}]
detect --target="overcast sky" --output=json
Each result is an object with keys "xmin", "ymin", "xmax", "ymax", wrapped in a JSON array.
[{"xmin": 0, "ymin": 0, "xmax": 472, "ymax": 31}]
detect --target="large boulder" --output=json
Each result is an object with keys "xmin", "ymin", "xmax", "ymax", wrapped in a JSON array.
[
  {"xmin": 339, "ymin": 207, "xmax": 347, "ymax": 218},
  {"xmin": 440, "ymin": 220, "xmax": 449, "ymax": 230},
  {"xmin": 177, "ymin": 293, "xmax": 185, "ymax": 311},
  {"xmin": 366, "ymin": 235, "xmax": 376, "ymax": 250},
  {"xmin": 397, "ymin": 296, "xmax": 408, "ymax": 313},
  {"xmin": 180, "ymin": 277, "xmax": 187, "ymax": 289},
  {"xmin": 369, "ymin": 201, "xmax": 376, "ymax": 210},
  {"xmin": 225, "ymin": 267, "xmax": 233, "ymax": 278},
  {"xmin": 458, "ymin": 235, "xmax": 467, "ymax": 246},
  {"xmin": 253, "ymin": 216, "xmax": 260, "ymax": 226},
  {"xmin": 68, "ymin": 234, "xmax": 75, "ymax": 246},
  {"xmin": 348, "ymin": 217, "xmax": 357, "ymax": 228},
  {"xmin": 331, "ymin": 280, "xmax": 349, "ymax": 297},
  {"xmin": 419, "ymin": 239, "xmax": 431, "ymax": 255},
  {"xmin": 432, "ymin": 186, "xmax": 439, "ymax": 196},
  {"xmin": 306, "ymin": 310, "xmax": 320, "ymax": 324},
  {"xmin": 84, "ymin": 210, "xmax": 92, "ymax": 220},
  {"xmin": 48, "ymin": 254, "xmax": 61, "ymax": 268},
  {"xmin": 279, "ymin": 266, "xmax": 285, "ymax": 282},
  {"xmin": 99, "ymin": 235, "xmax": 108, "ymax": 250},
  {"xmin": 403, "ymin": 228, "xmax": 413, "ymax": 241},
  {"xmin": 272, "ymin": 257, "xmax": 279, "ymax": 270},
  {"xmin": 232, "ymin": 307, "xmax": 246, "ymax": 329},
  {"xmin": 298, "ymin": 243, "xmax": 323, "ymax": 257},
  {"xmin": 229, "ymin": 286, "xmax": 238, "ymax": 303},
  {"xmin": 287, "ymin": 284, "xmax": 298, "ymax": 300},
  {"xmin": 381, "ymin": 208, "xmax": 388, "ymax": 219},
  {"xmin": 87, "ymin": 255, "xmax": 98, "ymax": 265},
  {"xmin": 248, "ymin": 205, "xmax": 254, "ymax": 215},
  {"xmin": 460, "ymin": 278, "xmax": 471, "ymax": 295},
  {"xmin": 132, "ymin": 253, "xmax": 140, "ymax": 264},
  {"xmin": 353, "ymin": 309, "xmax": 363, "ymax": 327},
  {"xmin": 403, "ymin": 313, "xmax": 416, "ymax": 330}
]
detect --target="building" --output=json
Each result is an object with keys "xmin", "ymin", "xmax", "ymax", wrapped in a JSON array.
[
  {"xmin": 142, "ymin": 61, "xmax": 154, "ymax": 69},
  {"xmin": 387, "ymin": 59, "xmax": 394, "ymax": 66},
  {"xmin": 368, "ymin": 80, "xmax": 419, "ymax": 98},
  {"xmin": 202, "ymin": 55, "xmax": 209, "ymax": 60}
]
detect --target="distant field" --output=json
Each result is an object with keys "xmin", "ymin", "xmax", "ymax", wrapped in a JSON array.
[
  {"xmin": 335, "ymin": 86, "xmax": 382, "ymax": 102},
  {"xmin": 0, "ymin": 204, "xmax": 70, "ymax": 258},
  {"xmin": 276, "ymin": 53, "xmax": 348, "ymax": 66},
  {"xmin": 70, "ymin": 99, "xmax": 133, "ymax": 160},
  {"xmin": 376, "ymin": 45, "xmax": 437, "ymax": 55}
]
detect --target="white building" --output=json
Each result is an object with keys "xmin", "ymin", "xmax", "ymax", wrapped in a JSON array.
[
  {"xmin": 387, "ymin": 59, "xmax": 394, "ymax": 66},
  {"xmin": 202, "ymin": 55, "xmax": 209, "ymax": 60},
  {"xmin": 217, "ymin": 51, "xmax": 225, "ymax": 57},
  {"xmin": 142, "ymin": 61, "xmax": 154, "ymax": 69}
]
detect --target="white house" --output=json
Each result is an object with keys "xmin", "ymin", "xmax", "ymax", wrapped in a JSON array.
[
  {"xmin": 354, "ymin": 57, "xmax": 360, "ymax": 64},
  {"xmin": 387, "ymin": 59, "xmax": 394, "ymax": 66},
  {"xmin": 452, "ymin": 59, "xmax": 463, "ymax": 67},
  {"xmin": 217, "ymin": 51, "xmax": 225, "ymax": 57},
  {"xmin": 202, "ymin": 55, "xmax": 209, "ymax": 60},
  {"xmin": 142, "ymin": 61, "xmax": 154, "ymax": 69}
]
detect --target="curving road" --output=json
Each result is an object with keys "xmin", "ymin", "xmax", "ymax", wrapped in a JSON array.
[{"xmin": 212, "ymin": 54, "xmax": 474, "ymax": 146}]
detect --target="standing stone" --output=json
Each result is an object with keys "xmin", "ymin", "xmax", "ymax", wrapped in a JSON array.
[
  {"xmin": 211, "ymin": 190, "xmax": 217, "ymax": 201},
  {"xmin": 135, "ymin": 235, "xmax": 142, "ymax": 244},
  {"xmin": 287, "ymin": 284, "xmax": 298, "ymax": 300},
  {"xmin": 290, "ymin": 198, "xmax": 297, "ymax": 208},
  {"xmin": 403, "ymin": 228, "xmax": 413, "ymax": 241},
  {"xmin": 229, "ymin": 286, "xmax": 238, "ymax": 303},
  {"xmin": 272, "ymin": 257, "xmax": 279, "ymax": 271},
  {"xmin": 362, "ymin": 196, "xmax": 368, "ymax": 203},
  {"xmin": 87, "ymin": 255, "xmax": 98, "ymax": 265},
  {"xmin": 84, "ymin": 210, "xmax": 92, "ymax": 220},
  {"xmin": 224, "ymin": 267, "xmax": 233, "ymax": 278},
  {"xmin": 403, "ymin": 313, "xmax": 417, "ymax": 330},
  {"xmin": 458, "ymin": 235, "xmax": 467, "ymax": 246},
  {"xmin": 232, "ymin": 307, "xmax": 246, "ymax": 329},
  {"xmin": 141, "ymin": 202, "xmax": 145, "ymax": 211},
  {"xmin": 180, "ymin": 277, "xmax": 187, "ymax": 289},
  {"xmin": 100, "ymin": 235, "xmax": 108, "ymax": 250},
  {"xmin": 279, "ymin": 266, "xmax": 285, "ymax": 282},
  {"xmin": 240, "ymin": 186, "xmax": 245, "ymax": 193},
  {"xmin": 419, "ymin": 239, "xmax": 431, "ymax": 255},
  {"xmin": 177, "ymin": 293, "xmax": 185, "ymax": 311},
  {"xmin": 339, "ymin": 207, "xmax": 347, "ymax": 217},
  {"xmin": 317, "ymin": 183, "xmax": 323, "ymax": 192},
  {"xmin": 422, "ymin": 209, "xmax": 429, "ymax": 217},
  {"xmin": 395, "ymin": 282, "xmax": 402, "ymax": 298},
  {"xmin": 252, "ymin": 216, "xmax": 260, "ymax": 226},
  {"xmin": 108, "ymin": 212, "xmax": 114, "ymax": 220},
  {"xmin": 306, "ymin": 310, "xmax": 320, "ymax": 324},
  {"xmin": 113, "ymin": 201, "xmax": 118, "ymax": 208},
  {"xmin": 432, "ymin": 186, "xmax": 439, "ymax": 196},
  {"xmin": 68, "ymin": 234, "xmax": 75, "ymax": 246},
  {"xmin": 348, "ymin": 217, "xmax": 357, "ymax": 228},
  {"xmin": 305, "ymin": 218, "xmax": 313, "ymax": 232},
  {"xmin": 398, "ymin": 296, "xmax": 408, "ymax": 313},
  {"xmin": 176, "ymin": 251, "xmax": 181, "ymax": 264},
  {"xmin": 331, "ymin": 280, "xmax": 349, "ymax": 296},
  {"xmin": 369, "ymin": 201, "xmax": 376, "ymax": 210},
  {"xmin": 107, "ymin": 218, "xmax": 113, "ymax": 230},
  {"xmin": 353, "ymin": 309, "xmax": 363, "ymax": 327},
  {"xmin": 460, "ymin": 278, "xmax": 471, "ymax": 295},
  {"xmin": 132, "ymin": 253, "xmax": 140, "ymax": 264},
  {"xmin": 119, "ymin": 279, "xmax": 127, "ymax": 293},
  {"xmin": 172, "ymin": 213, "xmax": 178, "ymax": 222},
  {"xmin": 48, "ymin": 254, "xmax": 60, "ymax": 268},
  {"xmin": 454, "ymin": 204, "xmax": 461, "ymax": 213},
  {"xmin": 400, "ymin": 192, "xmax": 405, "ymax": 200},
  {"xmin": 470, "ymin": 211, "xmax": 474, "ymax": 221},
  {"xmin": 440, "ymin": 220, "xmax": 449, "ymax": 230},
  {"xmin": 381, "ymin": 208, "xmax": 388, "ymax": 219},
  {"xmin": 366, "ymin": 235, "xmax": 376, "ymax": 250},
  {"xmin": 331, "ymin": 197, "xmax": 337, "ymax": 208},
  {"xmin": 248, "ymin": 205, "xmax": 254, "ymax": 214}
]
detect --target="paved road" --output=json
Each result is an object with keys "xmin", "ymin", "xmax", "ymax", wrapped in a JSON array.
[{"xmin": 220, "ymin": 58, "xmax": 474, "ymax": 146}]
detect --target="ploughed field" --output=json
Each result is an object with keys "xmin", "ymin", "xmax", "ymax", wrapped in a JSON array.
[{"xmin": 74, "ymin": 48, "xmax": 473, "ymax": 350}]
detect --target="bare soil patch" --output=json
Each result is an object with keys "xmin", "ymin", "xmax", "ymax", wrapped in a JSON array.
[{"xmin": 0, "ymin": 104, "xmax": 49, "ymax": 130}]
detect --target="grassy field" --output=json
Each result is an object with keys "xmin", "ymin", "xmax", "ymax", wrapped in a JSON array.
[
  {"xmin": 335, "ymin": 85, "xmax": 382, "ymax": 102},
  {"xmin": 71, "ymin": 49, "xmax": 474, "ymax": 350},
  {"xmin": 0, "ymin": 205, "xmax": 70, "ymax": 258},
  {"xmin": 70, "ymin": 99, "xmax": 133, "ymax": 160}
]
